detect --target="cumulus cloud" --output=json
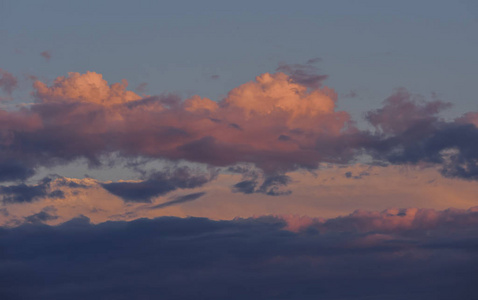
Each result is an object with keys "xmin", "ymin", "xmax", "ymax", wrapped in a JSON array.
[
  {"xmin": 0, "ymin": 69, "xmax": 354, "ymax": 181},
  {"xmin": 0, "ymin": 69, "xmax": 475, "ymax": 185},
  {"xmin": 1, "ymin": 209, "xmax": 477, "ymax": 299},
  {"xmin": 33, "ymin": 71, "xmax": 141, "ymax": 105}
]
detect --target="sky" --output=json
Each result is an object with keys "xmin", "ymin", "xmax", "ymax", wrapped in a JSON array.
[{"xmin": 1, "ymin": 1, "xmax": 478, "ymax": 299}]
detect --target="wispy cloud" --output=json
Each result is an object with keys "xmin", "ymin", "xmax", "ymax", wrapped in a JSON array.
[
  {"xmin": 150, "ymin": 192, "xmax": 206, "ymax": 209},
  {"xmin": 40, "ymin": 50, "xmax": 51, "ymax": 62}
]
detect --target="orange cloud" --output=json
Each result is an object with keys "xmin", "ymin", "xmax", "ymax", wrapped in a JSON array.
[
  {"xmin": 34, "ymin": 72, "xmax": 141, "ymax": 105},
  {"xmin": 23, "ymin": 71, "xmax": 353, "ymax": 175}
]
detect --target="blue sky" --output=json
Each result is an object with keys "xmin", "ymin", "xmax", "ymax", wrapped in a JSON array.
[{"xmin": 2, "ymin": 0, "xmax": 477, "ymax": 120}]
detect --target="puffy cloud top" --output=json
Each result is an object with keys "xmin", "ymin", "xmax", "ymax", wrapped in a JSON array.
[
  {"xmin": 34, "ymin": 72, "xmax": 142, "ymax": 105},
  {"xmin": 225, "ymin": 72, "xmax": 337, "ymax": 123}
]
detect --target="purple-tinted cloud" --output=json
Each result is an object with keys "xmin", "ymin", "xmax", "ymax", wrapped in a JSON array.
[
  {"xmin": 0, "ymin": 70, "xmax": 475, "ymax": 184},
  {"xmin": 24, "ymin": 206, "xmax": 58, "ymax": 224},
  {"xmin": 1, "ymin": 207, "xmax": 477, "ymax": 299},
  {"xmin": 101, "ymin": 167, "xmax": 213, "ymax": 203},
  {"xmin": 150, "ymin": 191, "xmax": 206, "ymax": 209},
  {"xmin": 135, "ymin": 82, "xmax": 148, "ymax": 93},
  {"xmin": 363, "ymin": 89, "xmax": 478, "ymax": 179},
  {"xmin": 40, "ymin": 51, "xmax": 51, "ymax": 62},
  {"xmin": 366, "ymin": 88, "xmax": 451, "ymax": 135},
  {"xmin": 233, "ymin": 174, "xmax": 291, "ymax": 196},
  {"xmin": 276, "ymin": 58, "xmax": 328, "ymax": 90},
  {"xmin": 0, "ymin": 69, "xmax": 18, "ymax": 95},
  {"xmin": 0, "ymin": 177, "xmax": 64, "ymax": 204}
]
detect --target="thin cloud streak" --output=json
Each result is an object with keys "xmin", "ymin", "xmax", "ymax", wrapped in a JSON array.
[{"xmin": 150, "ymin": 192, "xmax": 206, "ymax": 209}]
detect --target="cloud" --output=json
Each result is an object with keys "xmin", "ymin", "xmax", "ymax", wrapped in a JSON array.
[
  {"xmin": 33, "ymin": 71, "xmax": 141, "ymax": 105},
  {"xmin": 457, "ymin": 112, "xmax": 478, "ymax": 127},
  {"xmin": 12, "ymin": 70, "xmax": 351, "ymax": 176},
  {"xmin": 0, "ymin": 69, "xmax": 476, "ymax": 184},
  {"xmin": 232, "ymin": 179, "xmax": 257, "ymax": 194},
  {"xmin": 0, "ymin": 177, "xmax": 64, "ymax": 204},
  {"xmin": 150, "ymin": 192, "xmax": 206, "ymax": 209},
  {"xmin": 135, "ymin": 82, "xmax": 148, "ymax": 93},
  {"xmin": 1, "ymin": 209, "xmax": 477, "ymax": 299},
  {"xmin": 365, "ymin": 88, "xmax": 451, "ymax": 135},
  {"xmin": 286, "ymin": 206, "xmax": 478, "ymax": 233},
  {"xmin": 40, "ymin": 50, "xmax": 51, "ymax": 62},
  {"xmin": 362, "ymin": 90, "xmax": 478, "ymax": 180},
  {"xmin": 0, "ymin": 69, "xmax": 18, "ymax": 95},
  {"xmin": 0, "ymin": 161, "xmax": 35, "ymax": 182},
  {"xmin": 230, "ymin": 166, "xmax": 291, "ymax": 196},
  {"xmin": 101, "ymin": 167, "xmax": 213, "ymax": 203},
  {"xmin": 24, "ymin": 206, "xmax": 58, "ymax": 224},
  {"xmin": 344, "ymin": 171, "xmax": 370, "ymax": 179},
  {"xmin": 276, "ymin": 58, "xmax": 327, "ymax": 89}
]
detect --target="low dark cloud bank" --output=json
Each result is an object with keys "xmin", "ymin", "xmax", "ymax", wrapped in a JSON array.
[{"xmin": 1, "ymin": 207, "xmax": 477, "ymax": 300}]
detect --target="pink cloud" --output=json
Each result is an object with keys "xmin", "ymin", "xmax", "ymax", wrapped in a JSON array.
[
  {"xmin": 279, "ymin": 206, "xmax": 478, "ymax": 233},
  {"xmin": 457, "ymin": 112, "xmax": 478, "ymax": 127},
  {"xmin": 0, "ymin": 68, "xmax": 476, "ymax": 183},
  {"xmin": 0, "ymin": 69, "xmax": 18, "ymax": 95},
  {"xmin": 366, "ymin": 88, "xmax": 451, "ymax": 135},
  {"xmin": 34, "ymin": 72, "xmax": 141, "ymax": 105},
  {"xmin": 23, "ymin": 71, "xmax": 352, "ymax": 174}
]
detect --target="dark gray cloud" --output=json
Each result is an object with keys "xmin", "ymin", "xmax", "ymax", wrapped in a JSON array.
[
  {"xmin": 150, "ymin": 192, "xmax": 206, "ymax": 209},
  {"xmin": 55, "ymin": 177, "xmax": 90, "ymax": 189},
  {"xmin": 276, "ymin": 58, "xmax": 328, "ymax": 89},
  {"xmin": 0, "ymin": 177, "xmax": 64, "ymax": 204},
  {"xmin": 362, "ymin": 90, "xmax": 478, "ymax": 180},
  {"xmin": 0, "ymin": 160, "xmax": 35, "ymax": 182},
  {"xmin": 232, "ymin": 180, "xmax": 257, "ymax": 194},
  {"xmin": 101, "ymin": 168, "xmax": 213, "ymax": 203},
  {"xmin": 1, "ymin": 209, "xmax": 477, "ymax": 300},
  {"xmin": 257, "ymin": 174, "xmax": 292, "ymax": 195},
  {"xmin": 232, "ymin": 173, "xmax": 291, "ymax": 196},
  {"xmin": 344, "ymin": 171, "xmax": 370, "ymax": 179},
  {"xmin": 24, "ymin": 206, "xmax": 58, "ymax": 224}
]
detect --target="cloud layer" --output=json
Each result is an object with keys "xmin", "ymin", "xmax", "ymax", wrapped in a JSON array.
[
  {"xmin": 0, "ymin": 68, "xmax": 476, "ymax": 192},
  {"xmin": 1, "ymin": 208, "xmax": 477, "ymax": 300}
]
